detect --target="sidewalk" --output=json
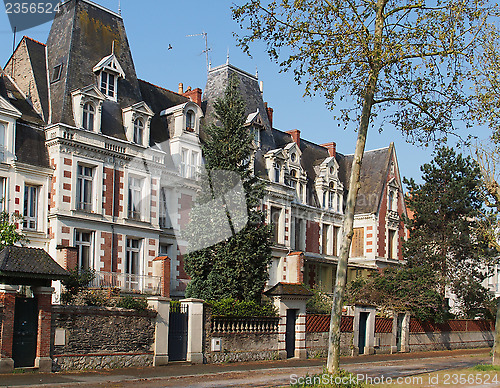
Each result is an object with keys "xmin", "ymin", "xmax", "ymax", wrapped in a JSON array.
[{"xmin": 0, "ymin": 348, "xmax": 491, "ymax": 387}]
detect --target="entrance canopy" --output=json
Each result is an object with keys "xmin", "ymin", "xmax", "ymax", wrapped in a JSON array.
[{"xmin": 0, "ymin": 246, "xmax": 69, "ymax": 286}]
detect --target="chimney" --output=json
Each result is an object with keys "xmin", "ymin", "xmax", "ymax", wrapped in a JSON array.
[
  {"xmin": 178, "ymin": 82, "xmax": 183, "ymax": 94},
  {"xmin": 286, "ymin": 129, "xmax": 301, "ymax": 148},
  {"xmin": 321, "ymin": 142, "xmax": 336, "ymax": 158},
  {"xmin": 265, "ymin": 102, "xmax": 273, "ymax": 128},
  {"xmin": 183, "ymin": 88, "xmax": 203, "ymax": 107}
]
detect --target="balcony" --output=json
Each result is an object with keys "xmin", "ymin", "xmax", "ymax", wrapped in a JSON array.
[{"xmin": 90, "ymin": 271, "xmax": 162, "ymax": 295}]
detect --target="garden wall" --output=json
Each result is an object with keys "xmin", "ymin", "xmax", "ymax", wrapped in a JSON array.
[
  {"xmin": 203, "ymin": 308, "xmax": 280, "ymax": 363},
  {"xmin": 306, "ymin": 315, "xmax": 355, "ymax": 357},
  {"xmin": 409, "ymin": 319, "xmax": 494, "ymax": 352},
  {"xmin": 51, "ymin": 305, "xmax": 157, "ymax": 371}
]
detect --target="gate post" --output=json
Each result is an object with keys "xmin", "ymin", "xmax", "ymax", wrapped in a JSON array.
[
  {"xmin": 0, "ymin": 284, "xmax": 17, "ymax": 373},
  {"xmin": 401, "ymin": 313, "xmax": 410, "ymax": 353},
  {"xmin": 148, "ymin": 296, "xmax": 170, "ymax": 366},
  {"xmin": 181, "ymin": 298, "xmax": 204, "ymax": 364},
  {"xmin": 33, "ymin": 286, "xmax": 54, "ymax": 372}
]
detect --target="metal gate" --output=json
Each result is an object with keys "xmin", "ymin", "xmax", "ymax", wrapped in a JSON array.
[
  {"xmin": 168, "ymin": 304, "xmax": 188, "ymax": 361},
  {"xmin": 12, "ymin": 297, "xmax": 38, "ymax": 368},
  {"xmin": 285, "ymin": 309, "xmax": 297, "ymax": 358}
]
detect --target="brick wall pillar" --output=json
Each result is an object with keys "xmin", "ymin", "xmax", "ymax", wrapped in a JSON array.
[
  {"xmin": 0, "ymin": 284, "xmax": 17, "ymax": 373},
  {"xmin": 153, "ymin": 256, "xmax": 171, "ymax": 298},
  {"xmin": 33, "ymin": 287, "xmax": 54, "ymax": 372},
  {"xmin": 58, "ymin": 247, "xmax": 78, "ymax": 271}
]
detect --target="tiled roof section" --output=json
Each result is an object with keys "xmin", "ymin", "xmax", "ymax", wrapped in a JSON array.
[
  {"xmin": 15, "ymin": 123, "xmax": 50, "ymax": 168},
  {"xmin": 264, "ymin": 282, "xmax": 313, "ymax": 297},
  {"xmin": 138, "ymin": 79, "xmax": 190, "ymax": 146},
  {"xmin": 46, "ymin": 0, "xmax": 142, "ymax": 138},
  {"xmin": 0, "ymin": 73, "xmax": 45, "ymax": 126},
  {"xmin": 337, "ymin": 145, "xmax": 393, "ymax": 214},
  {"xmin": 24, "ymin": 37, "xmax": 50, "ymax": 121},
  {"xmin": 0, "ymin": 246, "xmax": 69, "ymax": 279}
]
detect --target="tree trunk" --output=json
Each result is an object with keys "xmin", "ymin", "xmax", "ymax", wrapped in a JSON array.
[
  {"xmin": 326, "ymin": 0, "xmax": 385, "ymax": 373},
  {"xmin": 493, "ymin": 298, "xmax": 500, "ymax": 365}
]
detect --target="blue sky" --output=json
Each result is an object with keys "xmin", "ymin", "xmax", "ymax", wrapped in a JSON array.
[{"xmin": 0, "ymin": 0, "xmax": 487, "ymax": 183}]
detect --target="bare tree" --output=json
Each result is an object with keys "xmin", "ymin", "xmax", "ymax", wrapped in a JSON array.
[{"xmin": 233, "ymin": 0, "xmax": 495, "ymax": 372}]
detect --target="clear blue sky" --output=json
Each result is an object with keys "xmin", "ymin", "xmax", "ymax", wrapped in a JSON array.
[{"xmin": 0, "ymin": 0, "xmax": 488, "ymax": 183}]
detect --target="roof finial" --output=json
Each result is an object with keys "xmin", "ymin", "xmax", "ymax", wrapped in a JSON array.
[
  {"xmin": 226, "ymin": 48, "xmax": 230, "ymax": 65},
  {"xmin": 112, "ymin": 40, "xmax": 115, "ymax": 54},
  {"xmin": 255, "ymin": 66, "xmax": 258, "ymax": 78},
  {"xmin": 118, "ymin": 0, "xmax": 121, "ymax": 15}
]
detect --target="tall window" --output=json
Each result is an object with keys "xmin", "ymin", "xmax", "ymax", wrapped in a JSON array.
[
  {"xmin": 75, "ymin": 231, "xmax": 92, "ymax": 271},
  {"xmin": 82, "ymin": 103, "xmax": 95, "ymax": 131},
  {"xmin": 351, "ymin": 227, "xmax": 364, "ymax": 257},
  {"xmin": 0, "ymin": 177, "xmax": 5, "ymax": 212},
  {"xmin": 322, "ymin": 224, "xmax": 331, "ymax": 255},
  {"xmin": 333, "ymin": 226, "xmax": 340, "ymax": 256},
  {"xmin": 189, "ymin": 151, "xmax": 198, "ymax": 179},
  {"xmin": 337, "ymin": 193, "xmax": 341, "ymax": 213},
  {"xmin": 159, "ymin": 187, "xmax": 172, "ymax": 228},
  {"xmin": 270, "ymin": 206, "xmax": 282, "ymax": 244},
  {"xmin": 180, "ymin": 148, "xmax": 188, "ymax": 178},
  {"xmin": 388, "ymin": 229, "xmax": 397, "ymax": 259},
  {"xmin": 274, "ymin": 163, "xmax": 281, "ymax": 183},
  {"xmin": 77, "ymin": 165, "xmax": 93, "ymax": 211},
  {"xmin": 133, "ymin": 118, "xmax": 144, "ymax": 145},
  {"xmin": 128, "ymin": 177, "xmax": 143, "ymax": 220},
  {"xmin": 100, "ymin": 71, "xmax": 115, "ymax": 98},
  {"xmin": 126, "ymin": 238, "xmax": 141, "ymax": 277},
  {"xmin": 23, "ymin": 185, "xmax": 39, "ymax": 230},
  {"xmin": 186, "ymin": 110, "xmax": 194, "ymax": 130},
  {"xmin": 328, "ymin": 182, "xmax": 335, "ymax": 209},
  {"xmin": 388, "ymin": 191, "xmax": 395, "ymax": 211},
  {"xmin": 0, "ymin": 122, "xmax": 5, "ymax": 161}
]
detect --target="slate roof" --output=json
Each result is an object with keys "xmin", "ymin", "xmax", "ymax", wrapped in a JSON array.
[
  {"xmin": 264, "ymin": 282, "xmax": 313, "ymax": 297},
  {"xmin": 0, "ymin": 246, "xmax": 69, "ymax": 280},
  {"xmin": 46, "ymin": 0, "xmax": 142, "ymax": 137},
  {"xmin": 23, "ymin": 37, "xmax": 50, "ymax": 121},
  {"xmin": 15, "ymin": 123, "xmax": 50, "ymax": 168},
  {"xmin": 337, "ymin": 145, "xmax": 393, "ymax": 214}
]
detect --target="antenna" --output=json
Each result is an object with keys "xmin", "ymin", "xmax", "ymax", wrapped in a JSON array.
[
  {"xmin": 118, "ymin": 0, "xmax": 121, "ymax": 15},
  {"xmin": 186, "ymin": 31, "xmax": 211, "ymax": 74}
]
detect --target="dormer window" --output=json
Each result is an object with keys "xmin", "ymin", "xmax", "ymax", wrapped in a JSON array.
[
  {"xmin": 186, "ymin": 110, "xmax": 194, "ymax": 131},
  {"xmin": 100, "ymin": 72, "xmax": 116, "ymax": 98},
  {"xmin": 290, "ymin": 153, "xmax": 297, "ymax": 162},
  {"xmin": 328, "ymin": 182, "xmax": 335, "ymax": 209},
  {"xmin": 133, "ymin": 118, "xmax": 144, "ymax": 145},
  {"xmin": 82, "ymin": 102, "xmax": 95, "ymax": 131},
  {"xmin": 274, "ymin": 163, "xmax": 281, "ymax": 183}
]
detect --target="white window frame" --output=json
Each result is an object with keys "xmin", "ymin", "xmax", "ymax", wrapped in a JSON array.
[
  {"xmin": 0, "ymin": 177, "xmax": 6, "ymax": 213},
  {"xmin": 82, "ymin": 102, "xmax": 95, "ymax": 131},
  {"xmin": 76, "ymin": 165, "xmax": 94, "ymax": 212},
  {"xmin": 23, "ymin": 184, "xmax": 39, "ymax": 230},
  {"xmin": 186, "ymin": 110, "xmax": 194, "ymax": 131},
  {"xmin": 100, "ymin": 71, "xmax": 117, "ymax": 100},
  {"xmin": 75, "ymin": 230, "xmax": 93, "ymax": 271},
  {"xmin": 128, "ymin": 176, "xmax": 143, "ymax": 220},
  {"xmin": 133, "ymin": 118, "xmax": 144, "ymax": 145},
  {"xmin": 159, "ymin": 187, "xmax": 172, "ymax": 228},
  {"xmin": 0, "ymin": 122, "xmax": 5, "ymax": 162}
]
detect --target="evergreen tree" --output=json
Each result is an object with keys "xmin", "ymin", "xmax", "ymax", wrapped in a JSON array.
[
  {"xmin": 183, "ymin": 75, "xmax": 273, "ymax": 302},
  {"xmin": 403, "ymin": 147, "xmax": 496, "ymax": 318}
]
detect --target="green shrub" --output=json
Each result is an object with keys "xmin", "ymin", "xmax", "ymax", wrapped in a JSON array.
[
  {"xmin": 209, "ymin": 298, "xmax": 277, "ymax": 317},
  {"xmin": 115, "ymin": 295, "xmax": 149, "ymax": 311},
  {"xmin": 306, "ymin": 284, "xmax": 333, "ymax": 314},
  {"xmin": 61, "ymin": 268, "xmax": 95, "ymax": 296},
  {"xmin": 170, "ymin": 300, "xmax": 182, "ymax": 312}
]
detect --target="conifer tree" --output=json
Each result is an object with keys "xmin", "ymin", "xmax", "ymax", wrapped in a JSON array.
[
  {"xmin": 183, "ymin": 75, "xmax": 273, "ymax": 302},
  {"xmin": 403, "ymin": 147, "xmax": 495, "ymax": 318}
]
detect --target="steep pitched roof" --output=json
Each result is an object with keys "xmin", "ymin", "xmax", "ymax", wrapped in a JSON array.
[
  {"xmin": 15, "ymin": 123, "xmax": 50, "ymax": 168},
  {"xmin": 0, "ymin": 246, "xmax": 69, "ymax": 280},
  {"xmin": 337, "ymin": 145, "xmax": 394, "ymax": 214},
  {"xmin": 46, "ymin": 0, "xmax": 142, "ymax": 137},
  {"xmin": 24, "ymin": 37, "xmax": 50, "ymax": 121}
]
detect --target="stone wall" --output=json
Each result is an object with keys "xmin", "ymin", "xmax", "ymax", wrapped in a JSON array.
[
  {"xmin": 51, "ymin": 305, "xmax": 156, "ymax": 371},
  {"xmin": 306, "ymin": 332, "xmax": 355, "ymax": 357},
  {"xmin": 203, "ymin": 306, "xmax": 280, "ymax": 363},
  {"xmin": 409, "ymin": 332, "xmax": 494, "ymax": 352}
]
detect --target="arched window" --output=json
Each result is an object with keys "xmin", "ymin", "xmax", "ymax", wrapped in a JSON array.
[
  {"xmin": 133, "ymin": 118, "xmax": 144, "ymax": 145},
  {"xmin": 388, "ymin": 191, "xmax": 395, "ymax": 211},
  {"xmin": 274, "ymin": 162, "xmax": 281, "ymax": 183},
  {"xmin": 186, "ymin": 110, "xmax": 194, "ymax": 130},
  {"xmin": 82, "ymin": 103, "xmax": 95, "ymax": 131},
  {"xmin": 328, "ymin": 182, "xmax": 335, "ymax": 209}
]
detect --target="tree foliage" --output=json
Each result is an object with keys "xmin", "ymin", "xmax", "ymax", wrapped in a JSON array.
[
  {"xmin": 183, "ymin": 75, "xmax": 273, "ymax": 302},
  {"xmin": 403, "ymin": 147, "xmax": 496, "ymax": 318},
  {"xmin": 0, "ymin": 211, "xmax": 28, "ymax": 250},
  {"xmin": 346, "ymin": 266, "xmax": 446, "ymax": 322}
]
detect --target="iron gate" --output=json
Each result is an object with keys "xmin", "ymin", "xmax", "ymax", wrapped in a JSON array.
[{"xmin": 168, "ymin": 304, "xmax": 188, "ymax": 361}]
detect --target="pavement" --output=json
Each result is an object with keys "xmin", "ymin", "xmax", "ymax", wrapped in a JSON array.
[{"xmin": 0, "ymin": 348, "xmax": 493, "ymax": 387}]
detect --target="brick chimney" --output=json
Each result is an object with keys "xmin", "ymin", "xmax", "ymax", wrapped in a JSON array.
[
  {"xmin": 265, "ymin": 102, "xmax": 273, "ymax": 128},
  {"xmin": 183, "ymin": 88, "xmax": 203, "ymax": 107},
  {"xmin": 321, "ymin": 142, "xmax": 336, "ymax": 157},
  {"xmin": 286, "ymin": 129, "xmax": 301, "ymax": 148},
  {"xmin": 178, "ymin": 82, "xmax": 183, "ymax": 94}
]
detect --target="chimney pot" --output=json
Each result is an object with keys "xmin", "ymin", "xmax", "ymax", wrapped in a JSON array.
[
  {"xmin": 286, "ymin": 129, "xmax": 301, "ymax": 148},
  {"xmin": 321, "ymin": 142, "xmax": 337, "ymax": 158},
  {"xmin": 265, "ymin": 102, "xmax": 273, "ymax": 128},
  {"xmin": 178, "ymin": 83, "xmax": 183, "ymax": 94}
]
